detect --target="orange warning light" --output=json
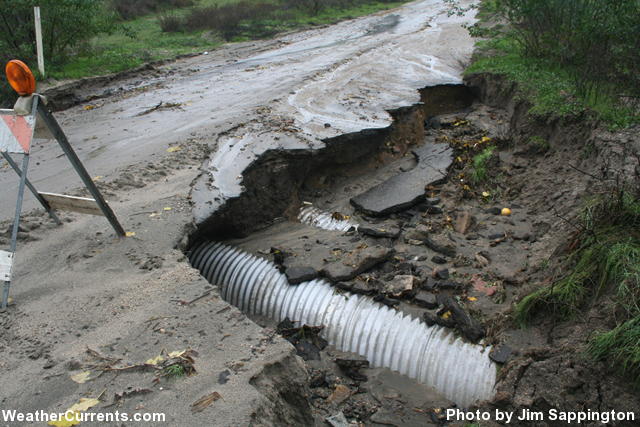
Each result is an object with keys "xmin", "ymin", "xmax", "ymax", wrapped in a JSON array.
[{"xmin": 5, "ymin": 60, "xmax": 36, "ymax": 96}]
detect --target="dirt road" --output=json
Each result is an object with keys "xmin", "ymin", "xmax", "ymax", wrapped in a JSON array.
[{"xmin": 0, "ymin": 0, "xmax": 474, "ymax": 220}]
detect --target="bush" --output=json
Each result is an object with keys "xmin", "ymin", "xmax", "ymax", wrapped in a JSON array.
[
  {"xmin": 158, "ymin": 12, "xmax": 185, "ymax": 33},
  {"xmin": 0, "ymin": 0, "xmax": 114, "ymax": 66},
  {"xmin": 110, "ymin": 0, "xmax": 194, "ymax": 20},
  {"xmin": 184, "ymin": 2, "xmax": 276, "ymax": 40},
  {"xmin": 496, "ymin": 0, "xmax": 640, "ymax": 104}
]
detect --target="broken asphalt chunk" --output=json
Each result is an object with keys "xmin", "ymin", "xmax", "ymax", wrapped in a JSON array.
[
  {"xmin": 358, "ymin": 222, "xmax": 401, "ymax": 238},
  {"xmin": 285, "ymin": 266, "xmax": 318, "ymax": 285},
  {"xmin": 322, "ymin": 246, "xmax": 393, "ymax": 282},
  {"xmin": 350, "ymin": 144, "xmax": 452, "ymax": 216},
  {"xmin": 436, "ymin": 295, "xmax": 485, "ymax": 343},
  {"xmin": 489, "ymin": 344, "xmax": 513, "ymax": 364},
  {"xmin": 335, "ymin": 358, "xmax": 370, "ymax": 382},
  {"xmin": 276, "ymin": 318, "xmax": 328, "ymax": 361},
  {"xmin": 424, "ymin": 235, "xmax": 457, "ymax": 257}
]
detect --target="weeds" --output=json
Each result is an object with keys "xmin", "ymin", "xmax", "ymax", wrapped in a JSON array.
[
  {"xmin": 110, "ymin": 0, "xmax": 194, "ymax": 20},
  {"xmin": 514, "ymin": 189, "xmax": 640, "ymax": 382},
  {"xmin": 162, "ymin": 363, "xmax": 187, "ymax": 378},
  {"xmin": 468, "ymin": 1, "xmax": 640, "ymax": 128},
  {"xmin": 516, "ymin": 190, "xmax": 640, "ymax": 323},
  {"xmin": 588, "ymin": 318, "xmax": 640, "ymax": 384},
  {"xmin": 528, "ymin": 135, "xmax": 549, "ymax": 153},
  {"xmin": 469, "ymin": 146, "xmax": 495, "ymax": 184}
]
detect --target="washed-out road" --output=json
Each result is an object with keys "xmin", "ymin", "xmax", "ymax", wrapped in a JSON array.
[{"xmin": 1, "ymin": 0, "xmax": 474, "ymax": 220}]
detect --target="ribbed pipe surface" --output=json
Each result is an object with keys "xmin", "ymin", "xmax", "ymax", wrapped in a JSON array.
[
  {"xmin": 189, "ymin": 241, "xmax": 496, "ymax": 407},
  {"xmin": 298, "ymin": 205, "xmax": 357, "ymax": 232}
]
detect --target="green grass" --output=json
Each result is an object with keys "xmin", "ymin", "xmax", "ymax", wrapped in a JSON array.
[
  {"xmin": 469, "ymin": 146, "xmax": 494, "ymax": 184},
  {"xmin": 465, "ymin": 36, "xmax": 640, "ymax": 129},
  {"xmin": 528, "ymin": 135, "xmax": 549, "ymax": 153},
  {"xmin": 162, "ymin": 363, "xmax": 187, "ymax": 378},
  {"xmin": 588, "ymin": 318, "xmax": 640, "ymax": 385},
  {"xmin": 514, "ymin": 191, "xmax": 640, "ymax": 382},
  {"xmin": 48, "ymin": 0, "xmax": 408, "ymax": 80}
]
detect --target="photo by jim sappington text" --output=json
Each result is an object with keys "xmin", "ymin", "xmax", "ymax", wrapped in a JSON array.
[{"xmin": 447, "ymin": 408, "xmax": 637, "ymax": 424}]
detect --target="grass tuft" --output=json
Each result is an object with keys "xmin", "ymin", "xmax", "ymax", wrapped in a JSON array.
[
  {"xmin": 514, "ymin": 190, "xmax": 640, "ymax": 382},
  {"xmin": 469, "ymin": 146, "xmax": 495, "ymax": 184},
  {"xmin": 162, "ymin": 363, "xmax": 187, "ymax": 378},
  {"xmin": 588, "ymin": 318, "xmax": 640, "ymax": 384}
]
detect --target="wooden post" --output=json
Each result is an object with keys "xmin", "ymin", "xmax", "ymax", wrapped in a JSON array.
[{"xmin": 34, "ymin": 7, "xmax": 45, "ymax": 77}]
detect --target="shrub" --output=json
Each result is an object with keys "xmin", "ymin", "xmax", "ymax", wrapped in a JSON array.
[
  {"xmin": 0, "ymin": 0, "xmax": 114, "ymax": 66},
  {"xmin": 110, "ymin": 0, "xmax": 194, "ymax": 21},
  {"xmin": 496, "ymin": 0, "xmax": 640, "ymax": 104},
  {"xmin": 158, "ymin": 12, "xmax": 185, "ymax": 33},
  {"xmin": 184, "ymin": 2, "xmax": 276, "ymax": 40}
]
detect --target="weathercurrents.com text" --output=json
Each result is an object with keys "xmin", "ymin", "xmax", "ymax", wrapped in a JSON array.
[{"xmin": 1, "ymin": 409, "xmax": 166, "ymax": 424}]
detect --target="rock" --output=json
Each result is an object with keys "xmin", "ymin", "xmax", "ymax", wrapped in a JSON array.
[
  {"xmin": 424, "ymin": 311, "xmax": 455, "ymax": 328},
  {"xmin": 489, "ymin": 344, "xmax": 512, "ymax": 364},
  {"xmin": 414, "ymin": 291, "xmax": 438, "ymax": 309},
  {"xmin": 285, "ymin": 266, "xmax": 318, "ymax": 285},
  {"xmin": 335, "ymin": 358, "xmax": 369, "ymax": 382},
  {"xmin": 425, "ymin": 197, "xmax": 441, "ymax": 205},
  {"xmin": 422, "ymin": 312, "xmax": 437, "ymax": 326},
  {"xmin": 218, "ymin": 369, "xmax": 231, "ymax": 384},
  {"xmin": 434, "ymin": 280, "xmax": 463, "ymax": 290},
  {"xmin": 327, "ymin": 384, "xmax": 352, "ymax": 405},
  {"xmin": 513, "ymin": 230, "xmax": 531, "ymax": 241},
  {"xmin": 384, "ymin": 275, "xmax": 417, "ymax": 297},
  {"xmin": 424, "ymin": 235, "xmax": 456, "ymax": 257},
  {"xmin": 406, "ymin": 239, "xmax": 424, "ymax": 246},
  {"xmin": 423, "ymin": 205, "xmax": 443, "ymax": 215},
  {"xmin": 270, "ymin": 247, "xmax": 289, "ymax": 267},
  {"xmin": 350, "ymin": 144, "xmax": 452, "ymax": 216},
  {"xmin": 454, "ymin": 211, "xmax": 475, "ymax": 234},
  {"xmin": 474, "ymin": 252, "xmax": 490, "ymax": 267},
  {"xmin": 471, "ymin": 274, "xmax": 496, "ymax": 296},
  {"xmin": 277, "ymin": 320, "xmax": 328, "ymax": 361},
  {"xmin": 359, "ymin": 222, "xmax": 401, "ymax": 239},
  {"xmin": 485, "ymin": 207, "xmax": 501, "ymax": 215},
  {"xmin": 326, "ymin": 412, "xmax": 349, "ymax": 427},
  {"xmin": 404, "ymin": 224, "xmax": 429, "ymax": 241},
  {"xmin": 436, "ymin": 295, "xmax": 485, "ymax": 343},
  {"xmin": 431, "ymin": 267, "xmax": 449, "ymax": 280},
  {"xmin": 336, "ymin": 280, "xmax": 376, "ymax": 295},
  {"xmin": 431, "ymin": 255, "xmax": 447, "ymax": 264},
  {"xmin": 322, "ymin": 246, "xmax": 393, "ymax": 282},
  {"xmin": 370, "ymin": 408, "xmax": 403, "ymax": 426},
  {"xmin": 372, "ymin": 294, "xmax": 399, "ymax": 307},
  {"xmin": 420, "ymin": 277, "xmax": 436, "ymax": 291},
  {"xmin": 488, "ymin": 232, "xmax": 505, "ymax": 240}
]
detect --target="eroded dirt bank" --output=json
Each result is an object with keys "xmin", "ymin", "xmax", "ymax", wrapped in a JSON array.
[{"xmin": 185, "ymin": 72, "xmax": 640, "ymax": 425}]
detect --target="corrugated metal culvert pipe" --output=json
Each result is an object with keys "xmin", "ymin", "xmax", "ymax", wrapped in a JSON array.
[
  {"xmin": 298, "ymin": 205, "xmax": 358, "ymax": 232},
  {"xmin": 189, "ymin": 241, "xmax": 496, "ymax": 407}
]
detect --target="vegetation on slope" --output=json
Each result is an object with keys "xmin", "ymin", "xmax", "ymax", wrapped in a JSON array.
[
  {"xmin": 463, "ymin": 0, "xmax": 640, "ymax": 384},
  {"xmin": 465, "ymin": 0, "xmax": 640, "ymax": 128}
]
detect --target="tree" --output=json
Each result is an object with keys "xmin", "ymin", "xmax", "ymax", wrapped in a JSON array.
[{"xmin": 0, "ymin": 0, "xmax": 113, "ymax": 68}]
